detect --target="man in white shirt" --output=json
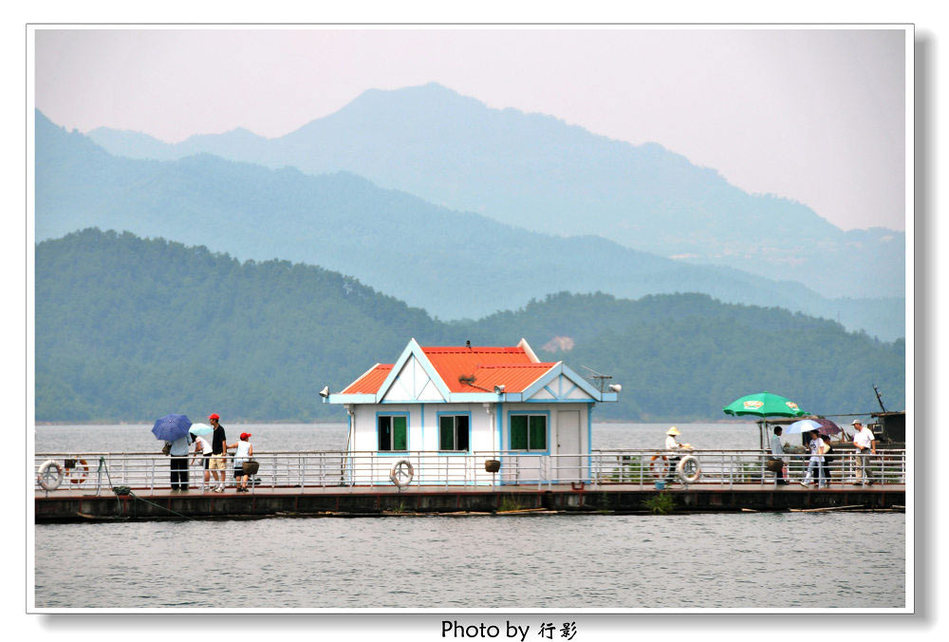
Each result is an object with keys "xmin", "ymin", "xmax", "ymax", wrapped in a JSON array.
[
  {"xmin": 664, "ymin": 426, "xmax": 685, "ymax": 483},
  {"xmin": 770, "ymin": 426, "xmax": 788, "ymax": 485},
  {"xmin": 852, "ymin": 419, "xmax": 876, "ymax": 485}
]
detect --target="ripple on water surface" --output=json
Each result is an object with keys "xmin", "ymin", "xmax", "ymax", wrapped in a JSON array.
[{"xmin": 35, "ymin": 512, "xmax": 904, "ymax": 609}]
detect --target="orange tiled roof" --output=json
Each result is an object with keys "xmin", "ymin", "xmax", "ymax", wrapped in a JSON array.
[
  {"xmin": 452, "ymin": 363, "xmax": 557, "ymax": 393},
  {"xmin": 422, "ymin": 346, "xmax": 556, "ymax": 393},
  {"xmin": 341, "ymin": 364, "xmax": 393, "ymax": 394},
  {"xmin": 339, "ymin": 345, "xmax": 560, "ymax": 396}
]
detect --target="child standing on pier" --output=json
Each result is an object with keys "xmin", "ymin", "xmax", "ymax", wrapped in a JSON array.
[{"xmin": 231, "ymin": 432, "xmax": 254, "ymax": 493}]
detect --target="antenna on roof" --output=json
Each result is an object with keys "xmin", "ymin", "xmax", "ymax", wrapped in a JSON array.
[
  {"xmin": 873, "ymin": 384, "xmax": 887, "ymax": 412},
  {"xmin": 581, "ymin": 365, "xmax": 613, "ymax": 393}
]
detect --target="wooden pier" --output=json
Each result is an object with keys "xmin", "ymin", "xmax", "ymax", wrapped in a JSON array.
[{"xmin": 34, "ymin": 483, "xmax": 905, "ymax": 523}]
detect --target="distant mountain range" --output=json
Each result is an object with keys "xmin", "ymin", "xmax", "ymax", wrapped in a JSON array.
[
  {"xmin": 84, "ymin": 83, "xmax": 905, "ymax": 302},
  {"xmin": 35, "ymin": 110, "xmax": 904, "ymax": 339},
  {"xmin": 35, "ymin": 229, "xmax": 904, "ymax": 422}
]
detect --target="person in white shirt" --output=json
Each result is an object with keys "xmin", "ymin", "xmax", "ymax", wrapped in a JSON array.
[
  {"xmin": 664, "ymin": 426, "xmax": 691, "ymax": 483},
  {"xmin": 230, "ymin": 432, "xmax": 254, "ymax": 493},
  {"xmin": 801, "ymin": 431, "xmax": 829, "ymax": 488},
  {"xmin": 191, "ymin": 433, "xmax": 213, "ymax": 491},
  {"xmin": 852, "ymin": 420, "xmax": 876, "ymax": 485},
  {"xmin": 770, "ymin": 426, "xmax": 788, "ymax": 485}
]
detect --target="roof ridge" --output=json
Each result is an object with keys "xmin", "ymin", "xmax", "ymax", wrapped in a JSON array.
[
  {"xmin": 475, "ymin": 363, "xmax": 557, "ymax": 369},
  {"xmin": 422, "ymin": 346, "xmax": 524, "ymax": 352}
]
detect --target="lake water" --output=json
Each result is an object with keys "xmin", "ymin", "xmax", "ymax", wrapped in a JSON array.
[
  {"xmin": 32, "ymin": 424, "xmax": 906, "ymax": 610},
  {"xmin": 34, "ymin": 421, "xmax": 768, "ymax": 454}
]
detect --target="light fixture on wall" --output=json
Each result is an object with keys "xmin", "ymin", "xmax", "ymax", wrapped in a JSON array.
[
  {"xmin": 494, "ymin": 384, "xmax": 505, "ymax": 394},
  {"xmin": 319, "ymin": 386, "xmax": 330, "ymax": 398},
  {"xmin": 609, "ymin": 384, "xmax": 622, "ymax": 393}
]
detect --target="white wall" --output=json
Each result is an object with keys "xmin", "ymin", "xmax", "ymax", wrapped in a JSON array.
[{"xmin": 346, "ymin": 401, "xmax": 594, "ymax": 485}]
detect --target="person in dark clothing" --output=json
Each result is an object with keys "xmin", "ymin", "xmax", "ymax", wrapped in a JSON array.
[
  {"xmin": 820, "ymin": 435, "xmax": 836, "ymax": 487},
  {"xmin": 208, "ymin": 413, "xmax": 228, "ymax": 492}
]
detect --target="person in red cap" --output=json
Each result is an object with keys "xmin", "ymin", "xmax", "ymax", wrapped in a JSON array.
[
  {"xmin": 230, "ymin": 432, "xmax": 254, "ymax": 492},
  {"xmin": 208, "ymin": 413, "xmax": 228, "ymax": 492}
]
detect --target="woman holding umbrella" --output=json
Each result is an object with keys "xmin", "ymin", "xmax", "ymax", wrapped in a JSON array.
[{"xmin": 801, "ymin": 430, "xmax": 829, "ymax": 488}]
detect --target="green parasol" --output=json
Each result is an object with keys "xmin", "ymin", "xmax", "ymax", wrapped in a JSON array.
[{"xmin": 722, "ymin": 391, "xmax": 808, "ymax": 418}]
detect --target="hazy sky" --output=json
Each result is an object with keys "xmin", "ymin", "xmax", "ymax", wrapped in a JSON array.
[{"xmin": 33, "ymin": 27, "xmax": 907, "ymax": 231}]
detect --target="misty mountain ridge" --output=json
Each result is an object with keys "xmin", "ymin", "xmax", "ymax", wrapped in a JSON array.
[
  {"xmin": 36, "ymin": 110, "xmax": 903, "ymax": 340},
  {"xmin": 34, "ymin": 229, "xmax": 904, "ymax": 422},
  {"xmin": 85, "ymin": 82, "xmax": 905, "ymax": 301}
]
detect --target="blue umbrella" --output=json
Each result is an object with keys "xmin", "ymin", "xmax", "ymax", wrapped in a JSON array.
[
  {"xmin": 189, "ymin": 423, "xmax": 212, "ymax": 436},
  {"xmin": 151, "ymin": 414, "xmax": 192, "ymax": 442}
]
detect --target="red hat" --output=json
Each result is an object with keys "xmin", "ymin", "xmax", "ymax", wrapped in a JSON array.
[
  {"xmin": 240, "ymin": 432, "xmax": 251, "ymax": 440},
  {"xmin": 208, "ymin": 413, "xmax": 220, "ymax": 420}
]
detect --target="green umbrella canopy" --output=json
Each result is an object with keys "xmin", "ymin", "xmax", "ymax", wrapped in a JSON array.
[{"xmin": 723, "ymin": 391, "xmax": 808, "ymax": 418}]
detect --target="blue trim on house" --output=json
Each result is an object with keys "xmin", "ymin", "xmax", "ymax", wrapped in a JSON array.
[
  {"xmin": 449, "ymin": 392, "xmax": 506, "ymax": 403},
  {"xmin": 507, "ymin": 409, "xmax": 551, "ymax": 454},
  {"xmin": 328, "ymin": 393, "xmax": 376, "ymax": 404},
  {"xmin": 496, "ymin": 403, "xmax": 508, "ymax": 486},
  {"xmin": 435, "ymin": 410, "xmax": 472, "ymax": 454},
  {"xmin": 374, "ymin": 410, "xmax": 410, "ymax": 453},
  {"xmin": 587, "ymin": 402, "xmax": 594, "ymax": 479},
  {"xmin": 543, "ymin": 385, "xmax": 557, "ymax": 399},
  {"xmin": 495, "ymin": 403, "xmax": 503, "ymax": 452}
]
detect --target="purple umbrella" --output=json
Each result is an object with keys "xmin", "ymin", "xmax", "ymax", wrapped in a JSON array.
[{"xmin": 813, "ymin": 418, "xmax": 842, "ymax": 436}]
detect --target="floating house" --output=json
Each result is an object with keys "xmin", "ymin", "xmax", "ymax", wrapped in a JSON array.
[{"xmin": 326, "ymin": 338, "xmax": 619, "ymax": 485}]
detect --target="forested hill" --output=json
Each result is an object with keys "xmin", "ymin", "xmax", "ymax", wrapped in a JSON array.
[{"xmin": 35, "ymin": 229, "xmax": 904, "ymax": 422}]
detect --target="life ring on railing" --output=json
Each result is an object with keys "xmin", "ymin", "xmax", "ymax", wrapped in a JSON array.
[
  {"xmin": 37, "ymin": 460, "xmax": 64, "ymax": 491},
  {"xmin": 648, "ymin": 454, "xmax": 669, "ymax": 479},
  {"xmin": 389, "ymin": 460, "xmax": 414, "ymax": 487},
  {"xmin": 65, "ymin": 458, "xmax": 89, "ymax": 485},
  {"xmin": 676, "ymin": 455, "xmax": 701, "ymax": 484}
]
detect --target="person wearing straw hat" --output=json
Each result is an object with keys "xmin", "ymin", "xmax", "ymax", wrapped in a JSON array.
[{"xmin": 664, "ymin": 426, "xmax": 691, "ymax": 483}]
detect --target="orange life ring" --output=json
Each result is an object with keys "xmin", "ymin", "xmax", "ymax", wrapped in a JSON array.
[
  {"xmin": 648, "ymin": 454, "xmax": 669, "ymax": 479},
  {"xmin": 66, "ymin": 458, "xmax": 89, "ymax": 485}
]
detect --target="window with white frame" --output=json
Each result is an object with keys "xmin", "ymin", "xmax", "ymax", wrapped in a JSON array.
[
  {"xmin": 439, "ymin": 414, "xmax": 470, "ymax": 452},
  {"xmin": 509, "ymin": 414, "xmax": 547, "ymax": 451}
]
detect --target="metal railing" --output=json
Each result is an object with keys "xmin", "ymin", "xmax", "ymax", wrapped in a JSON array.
[
  {"xmin": 590, "ymin": 449, "xmax": 906, "ymax": 489},
  {"xmin": 34, "ymin": 449, "xmax": 906, "ymax": 493}
]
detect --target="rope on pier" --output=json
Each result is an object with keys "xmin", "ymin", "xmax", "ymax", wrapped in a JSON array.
[{"xmin": 96, "ymin": 456, "xmax": 197, "ymax": 521}]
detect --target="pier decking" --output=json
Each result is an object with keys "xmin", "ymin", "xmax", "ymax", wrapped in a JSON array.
[
  {"xmin": 34, "ymin": 448, "xmax": 906, "ymax": 522},
  {"xmin": 35, "ymin": 482, "xmax": 905, "ymax": 523}
]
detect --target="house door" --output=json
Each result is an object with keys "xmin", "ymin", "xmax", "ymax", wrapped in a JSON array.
[{"xmin": 557, "ymin": 410, "xmax": 582, "ymax": 482}]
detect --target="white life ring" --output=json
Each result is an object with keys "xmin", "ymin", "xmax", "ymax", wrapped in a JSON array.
[
  {"xmin": 389, "ymin": 459, "xmax": 414, "ymax": 487},
  {"xmin": 38, "ymin": 460, "xmax": 64, "ymax": 491},
  {"xmin": 676, "ymin": 455, "xmax": 701, "ymax": 484}
]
